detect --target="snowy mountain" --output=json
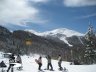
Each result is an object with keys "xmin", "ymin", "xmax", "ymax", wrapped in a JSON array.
[
  {"xmin": 26, "ymin": 28, "xmax": 84, "ymax": 37},
  {"xmin": 25, "ymin": 28, "xmax": 84, "ymax": 46},
  {"xmin": 0, "ymin": 26, "xmax": 87, "ymax": 61}
]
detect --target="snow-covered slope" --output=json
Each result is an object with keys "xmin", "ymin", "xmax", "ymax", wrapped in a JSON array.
[
  {"xmin": 25, "ymin": 28, "xmax": 84, "ymax": 46},
  {"xmin": 38, "ymin": 28, "xmax": 83, "ymax": 37},
  {"xmin": 26, "ymin": 28, "xmax": 84, "ymax": 37},
  {"xmin": 0, "ymin": 54, "xmax": 96, "ymax": 72}
]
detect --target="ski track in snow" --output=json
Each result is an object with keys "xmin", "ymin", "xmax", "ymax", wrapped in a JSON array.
[{"xmin": 0, "ymin": 54, "xmax": 96, "ymax": 72}]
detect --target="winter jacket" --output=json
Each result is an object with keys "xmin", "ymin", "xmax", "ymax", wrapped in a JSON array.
[
  {"xmin": 46, "ymin": 55, "xmax": 51, "ymax": 63},
  {"xmin": 38, "ymin": 58, "xmax": 42, "ymax": 64},
  {"xmin": 58, "ymin": 56, "xmax": 62, "ymax": 63},
  {"xmin": 9, "ymin": 55, "xmax": 15, "ymax": 63},
  {"xmin": 16, "ymin": 55, "xmax": 22, "ymax": 63},
  {"xmin": 0, "ymin": 61, "xmax": 7, "ymax": 67}
]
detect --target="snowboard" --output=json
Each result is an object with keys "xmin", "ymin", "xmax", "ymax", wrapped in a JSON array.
[
  {"xmin": 49, "ymin": 69, "xmax": 55, "ymax": 71},
  {"xmin": 38, "ymin": 70, "xmax": 45, "ymax": 72},
  {"xmin": 17, "ymin": 66, "xmax": 23, "ymax": 71},
  {"xmin": 10, "ymin": 63, "xmax": 22, "ymax": 68},
  {"xmin": 10, "ymin": 63, "xmax": 23, "ymax": 71},
  {"xmin": 58, "ymin": 67, "xmax": 68, "ymax": 72},
  {"xmin": 58, "ymin": 67, "xmax": 63, "ymax": 71},
  {"xmin": 44, "ymin": 68, "xmax": 55, "ymax": 71},
  {"xmin": 62, "ymin": 67, "xmax": 68, "ymax": 72}
]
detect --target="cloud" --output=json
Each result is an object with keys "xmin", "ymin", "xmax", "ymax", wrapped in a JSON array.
[
  {"xmin": 75, "ymin": 13, "xmax": 96, "ymax": 19},
  {"xmin": 29, "ymin": 0, "xmax": 48, "ymax": 3},
  {"xmin": 0, "ymin": 0, "xmax": 48, "ymax": 27},
  {"xmin": 64, "ymin": 0, "xmax": 96, "ymax": 7}
]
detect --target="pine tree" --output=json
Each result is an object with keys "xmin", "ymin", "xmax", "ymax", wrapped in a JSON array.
[{"xmin": 84, "ymin": 24, "xmax": 96, "ymax": 64}]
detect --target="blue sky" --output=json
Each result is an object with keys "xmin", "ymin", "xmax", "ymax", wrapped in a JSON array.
[{"xmin": 0, "ymin": 0, "xmax": 96, "ymax": 33}]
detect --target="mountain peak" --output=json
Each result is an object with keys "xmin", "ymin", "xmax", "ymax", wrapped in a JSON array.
[
  {"xmin": 26, "ymin": 28, "xmax": 84, "ymax": 37},
  {"xmin": 39, "ymin": 28, "xmax": 84, "ymax": 37},
  {"xmin": 26, "ymin": 28, "xmax": 84, "ymax": 47}
]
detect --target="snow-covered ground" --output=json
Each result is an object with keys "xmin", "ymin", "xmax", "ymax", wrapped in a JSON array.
[{"xmin": 0, "ymin": 53, "xmax": 96, "ymax": 72}]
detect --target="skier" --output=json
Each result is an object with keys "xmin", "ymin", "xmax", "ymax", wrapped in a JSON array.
[
  {"xmin": 58, "ymin": 55, "xmax": 63, "ymax": 70},
  {"xmin": 46, "ymin": 55, "xmax": 53, "ymax": 71},
  {"xmin": 0, "ymin": 61, "xmax": 7, "ymax": 72},
  {"xmin": 7, "ymin": 53, "xmax": 15, "ymax": 72},
  {"xmin": 0, "ymin": 61, "xmax": 7, "ymax": 67},
  {"xmin": 16, "ymin": 54, "xmax": 22, "ymax": 70},
  {"xmin": 35, "ymin": 56, "xmax": 42, "ymax": 71}
]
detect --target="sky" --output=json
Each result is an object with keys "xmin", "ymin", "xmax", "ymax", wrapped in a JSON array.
[{"xmin": 0, "ymin": 0, "xmax": 96, "ymax": 33}]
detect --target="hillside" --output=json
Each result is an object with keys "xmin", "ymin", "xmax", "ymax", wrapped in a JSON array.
[{"xmin": 0, "ymin": 26, "xmax": 96, "ymax": 62}]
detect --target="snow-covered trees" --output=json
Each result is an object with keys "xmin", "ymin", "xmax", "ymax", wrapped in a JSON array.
[{"xmin": 84, "ymin": 25, "xmax": 96, "ymax": 64}]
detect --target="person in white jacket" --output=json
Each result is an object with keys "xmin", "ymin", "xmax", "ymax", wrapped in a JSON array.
[{"xmin": 37, "ymin": 56, "xmax": 42, "ymax": 70}]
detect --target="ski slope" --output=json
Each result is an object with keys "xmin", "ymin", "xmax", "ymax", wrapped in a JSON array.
[{"xmin": 0, "ymin": 54, "xmax": 96, "ymax": 72}]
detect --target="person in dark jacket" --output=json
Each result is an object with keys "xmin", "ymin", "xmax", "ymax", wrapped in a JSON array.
[
  {"xmin": 58, "ymin": 55, "xmax": 63, "ymax": 70},
  {"xmin": 7, "ymin": 53, "xmax": 15, "ymax": 72},
  {"xmin": 0, "ymin": 61, "xmax": 7, "ymax": 72},
  {"xmin": 46, "ymin": 55, "xmax": 53, "ymax": 70},
  {"xmin": 0, "ymin": 61, "xmax": 7, "ymax": 67}
]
